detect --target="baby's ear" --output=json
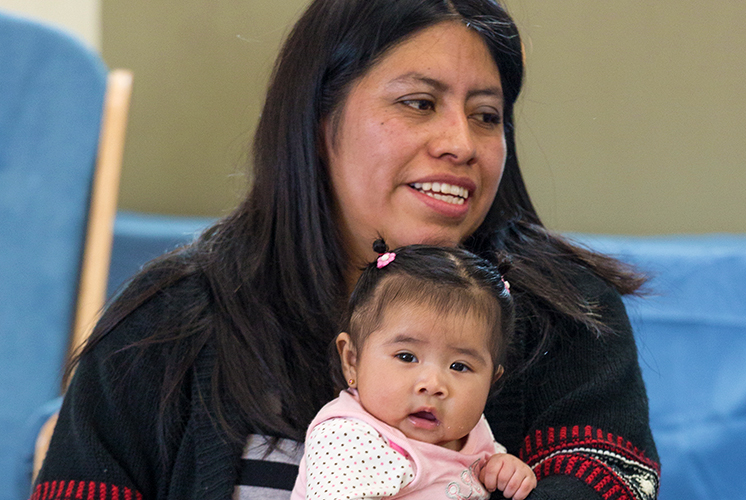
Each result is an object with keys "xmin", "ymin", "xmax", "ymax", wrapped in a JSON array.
[
  {"xmin": 336, "ymin": 332, "xmax": 358, "ymax": 381},
  {"xmin": 492, "ymin": 364, "xmax": 505, "ymax": 384}
]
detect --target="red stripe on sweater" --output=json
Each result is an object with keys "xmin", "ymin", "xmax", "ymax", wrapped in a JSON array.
[
  {"xmin": 65, "ymin": 481, "xmax": 75, "ymax": 499},
  {"xmin": 56, "ymin": 481, "xmax": 66, "ymax": 499},
  {"xmin": 565, "ymin": 455, "xmax": 579, "ymax": 475},
  {"xmin": 586, "ymin": 465, "xmax": 602, "ymax": 486},
  {"xmin": 575, "ymin": 458, "xmax": 592, "ymax": 478},
  {"xmin": 594, "ymin": 473, "xmax": 612, "ymax": 491},
  {"xmin": 535, "ymin": 454, "xmax": 638, "ymax": 500},
  {"xmin": 31, "ymin": 482, "xmax": 142, "ymax": 500},
  {"xmin": 522, "ymin": 425, "xmax": 660, "ymax": 471},
  {"xmin": 554, "ymin": 455, "xmax": 563, "ymax": 474},
  {"xmin": 75, "ymin": 481, "xmax": 84, "ymax": 499},
  {"xmin": 604, "ymin": 484, "xmax": 622, "ymax": 499}
]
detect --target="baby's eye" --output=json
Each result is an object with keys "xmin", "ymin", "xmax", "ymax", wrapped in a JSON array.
[
  {"xmin": 395, "ymin": 352, "xmax": 417, "ymax": 363},
  {"xmin": 450, "ymin": 362, "xmax": 471, "ymax": 372}
]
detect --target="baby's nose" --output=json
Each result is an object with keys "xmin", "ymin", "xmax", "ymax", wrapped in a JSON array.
[{"xmin": 416, "ymin": 370, "xmax": 448, "ymax": 397}]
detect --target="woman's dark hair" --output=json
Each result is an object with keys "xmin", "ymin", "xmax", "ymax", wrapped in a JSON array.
[
  {"xmin": 73, "ymin": 0, "xmax": 644, "ymax": 461},
  {"xmin": 335, "ymin": 244, "xmax": 514, "ymax": 390}
]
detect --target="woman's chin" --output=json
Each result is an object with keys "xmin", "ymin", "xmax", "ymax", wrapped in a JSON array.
[
  {"xmin": 385, "ymin": 231, "xmax": 465, "ymax": 251},
  {"xmin": 347, "ymin": 228, "xmax": 470, "ymax": 270}
]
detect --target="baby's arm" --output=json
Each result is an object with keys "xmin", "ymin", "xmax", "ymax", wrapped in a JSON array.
[
  {"xmin": 479, "ymin": 453, "xmax": 537, "ymax": 500},
  {"xmin": 302, "ymin": 418, "xmax": 414, "ymax": 500}
]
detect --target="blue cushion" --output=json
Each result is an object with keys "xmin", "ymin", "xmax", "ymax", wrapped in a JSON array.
[
  {"xmin": 573, "ymin": 234, "xmax": 746, "ymax": 500},
  {"xmin": 107, "ymin": 211, "xmax": 215, "ymax": 297},
  {"xmin": 0, "ymin": 10, "xmax": 107, "ymax": 500}
]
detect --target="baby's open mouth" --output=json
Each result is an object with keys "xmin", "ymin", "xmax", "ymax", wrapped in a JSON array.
[
  {"xmin": 409, "ymin": 410, "xmax": 440, "ymax": 431},
  {"xmin": 411, "ymin": 411, "xmax": 436, "ymax": 420}
]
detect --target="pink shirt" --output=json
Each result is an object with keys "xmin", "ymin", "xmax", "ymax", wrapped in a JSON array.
[{"xmin": 291, "ymin": 390, "xmax": 505, "ymax": 500}]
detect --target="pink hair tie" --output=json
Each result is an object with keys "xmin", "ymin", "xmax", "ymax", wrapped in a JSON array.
[
  {"xmin": 501, "ymin": 277, "xmax": 511, "ymax": 294},
  {"xmin": 377, "ymin": 252, "xmax": 396, "ymax": 268}
]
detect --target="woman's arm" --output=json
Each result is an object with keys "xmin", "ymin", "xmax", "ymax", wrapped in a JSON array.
[
  {"xmin": 33, "ymin": 279, "xmax": 226, "ymax": 500},
  {"xmin": 487, "ymin": 273, "xmax": 660, "ymax": 500},
  {"xmin": 34, "ymin": 324, "xmax": 167, "ymax": 500}
]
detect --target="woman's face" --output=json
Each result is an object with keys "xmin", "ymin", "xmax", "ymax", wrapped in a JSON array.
[{"xmin": 325, "ymin": 21, "xmax": 506, "ymax": 269}]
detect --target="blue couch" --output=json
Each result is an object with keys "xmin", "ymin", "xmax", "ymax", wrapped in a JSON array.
[
  {"xmin": 13, "ymin": 214, "xmax": 746, "ymax": 499},
  {"xmin": 1, "ymin": 11, "xmax": 107, "ymax": 500},
  {"xmin": 12, "ymin": 212, "xmax": 215, "ymax": 500}
]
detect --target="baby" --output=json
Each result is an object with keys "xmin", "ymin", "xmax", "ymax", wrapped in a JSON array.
[{"xmin": 291, "ymin": 244, "xmax": 536, "ymax": 500}]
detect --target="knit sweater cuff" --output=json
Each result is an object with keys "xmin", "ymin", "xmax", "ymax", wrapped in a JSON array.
[
  {"xmin": 520, "ymin": 474, "xmax": 603, "ymax": 500},
  {"xmin": 521, "ymin": 426, "xmax": 660, "ymax": 500}
]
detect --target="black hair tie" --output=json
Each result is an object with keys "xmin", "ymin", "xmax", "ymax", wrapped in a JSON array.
[{"xmin": 372, "ymin": 238, "xmax": 388, "ymax": 255}]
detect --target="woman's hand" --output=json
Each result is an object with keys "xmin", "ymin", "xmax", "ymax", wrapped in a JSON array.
[{"xmin": 479, "ymin": 453, "xmax": 537, "ymax": 500}]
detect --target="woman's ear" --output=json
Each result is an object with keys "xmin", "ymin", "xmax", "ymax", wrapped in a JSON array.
[
  {"xmin": 336, "ymin": 332, "xmax": 358, "ymax": 387},
  {"xmin": 492, "ymin": 364, "xmax": 505, "ymax": 384}
]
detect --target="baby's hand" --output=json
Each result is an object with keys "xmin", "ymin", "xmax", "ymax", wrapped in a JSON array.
[{"xmin": 479, "ymin": 453, "xmax": 536, "ymax": 500}]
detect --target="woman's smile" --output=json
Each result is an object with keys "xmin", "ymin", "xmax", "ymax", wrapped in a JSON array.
[
  {"xmin": 410, "ymin": 181, "xmax": 471, "ymax": 205},
  {"xmin": 407, "ymin": 174, "xmax": 477, "ymax": 217}
]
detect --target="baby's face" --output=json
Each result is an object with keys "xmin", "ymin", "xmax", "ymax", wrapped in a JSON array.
[{"xmin": 343, "ymin": 301, "xmax": 497, "ymax": 451}]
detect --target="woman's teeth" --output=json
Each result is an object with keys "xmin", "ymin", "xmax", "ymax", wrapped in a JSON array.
[{"xmin": 411, "ymin": 182, "xmax": 469, "ymax": 205}]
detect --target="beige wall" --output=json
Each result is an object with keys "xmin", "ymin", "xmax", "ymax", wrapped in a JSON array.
[
  {"xmin": 102, "ymin": 0, "xmax": 305, "ymax": 218},
  {"xmin": 503, "ymin": 1, "xmax": 746, "ymax": 234},
  {"xmin": 102, "ymin": 1, "xmax": 746, "ymax": 233},
  {"xmin": 0, "ymin": 0, "xmax": 100, "ymax": 50}
]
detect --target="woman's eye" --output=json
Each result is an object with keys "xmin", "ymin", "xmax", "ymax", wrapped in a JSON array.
[
  {"xmin": 474, "ymin": 111, "xmax": 502, "ymax": 127},
  {"xmin": 401, "ymin": 99, "xmax": 434, "ymax": 112},
  {"xmin": 450, "ymin": 362, "xmax": 470, "ymax": 372},
  {"xmin": 395, "ymin": 352, "xmax": 417, "ymax": 363}
]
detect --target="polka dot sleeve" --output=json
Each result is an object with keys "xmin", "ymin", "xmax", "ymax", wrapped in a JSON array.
[{"xmin": 303, "ymin": 417, "xmax": 415, "ymax": 500}]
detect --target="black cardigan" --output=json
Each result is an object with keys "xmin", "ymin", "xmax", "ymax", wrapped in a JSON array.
[{"xmin": 35, "ymin": 270, "xmax": 660, "ymax": 500}]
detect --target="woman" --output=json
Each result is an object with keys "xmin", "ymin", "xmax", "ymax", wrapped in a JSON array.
[{"xmin": 36, "ymin": 1, "xmax": 660, "ymax": 499}]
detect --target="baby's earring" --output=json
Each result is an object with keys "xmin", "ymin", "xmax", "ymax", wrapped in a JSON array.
[{"xmin": 348, "ymin": 378, "xmax": 355, "ymax": 387}]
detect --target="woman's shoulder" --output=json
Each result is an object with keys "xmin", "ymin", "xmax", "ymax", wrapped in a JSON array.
[
  {"xmin": 570, "ymin": 265, "xmax": 632, "ymax": 334},
  {"xmin": 96, "ymin": 257, "xmax": 214, "ymax": 350}
]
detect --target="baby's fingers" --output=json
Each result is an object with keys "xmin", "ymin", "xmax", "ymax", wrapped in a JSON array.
[
  {"xmin": 479, "ymin": 458, "xmax": 504, "ymax": 492},
  {"xmin": 499, "ymin": 470, "xmax": 524, "ymax": 499},
  {"xmin": 515, "ymin": 476, "xmax": 538, "ymax": 500},
  {"xmin": 505, "ymin": 475, "xmax": 537, "ymax": 500},
  {"xmin": 495, "ymin": 461, "xmax": 518, "ymax": 494}
]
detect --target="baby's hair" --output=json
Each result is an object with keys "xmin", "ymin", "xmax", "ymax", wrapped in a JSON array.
[{"xmin": 336, "ymin": 243, "xmax": 514, "ymax": 389}]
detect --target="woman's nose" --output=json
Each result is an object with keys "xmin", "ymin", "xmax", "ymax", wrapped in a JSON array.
[{"xmin": 428, "ymin": 110, "xmax": 477, "ymax": 165}]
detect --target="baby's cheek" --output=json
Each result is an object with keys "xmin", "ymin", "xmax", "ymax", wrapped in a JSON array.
[
  {"xmin": 460, "ymin": 407, "xmax": 485, "ymax": 433},
  {"xmin": 445, "ymin": 420, "xmax": 470, "ymax": 437},
  {"xmin": 358, "ymin": 387, "xmax": 398, "ymax": 426}
]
